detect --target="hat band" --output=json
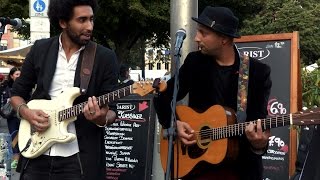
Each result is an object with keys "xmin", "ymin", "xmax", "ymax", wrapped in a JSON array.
[
  {"xmin": 212, "ymin": 23, "xmax": 238, "ymax": 35},
  {"xmin": 201, "ymin": 16, "xmax": 238, "ymax": 35}
]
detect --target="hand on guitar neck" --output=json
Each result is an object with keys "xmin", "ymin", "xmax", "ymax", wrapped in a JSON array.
[
  {"xmin": 15, "ymin": 95, "xmax": 114, "ymax": 132},
  {"xmin": 82, "ymin": 96, "xmax": 115, "ymax": 127},
  {"xmin": 15, "ymin": 80, "xmax": 162, "ymax": 159},
  {"xmin": 245, "ymin": 119, "xmax": 270, "ymax": 151},
  {"xmin": 153, "ymin": 77, "xmax": 269, "ymax": 152},
  {"xmin": 160, "ymin": 99, "xmax": 320, "ymax": 178}
]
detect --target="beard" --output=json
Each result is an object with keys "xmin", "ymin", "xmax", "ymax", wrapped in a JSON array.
[
  {"xmin": 199, "ymin": 47, "xmax": 218, "ymax": 58},
  {"xmin": 203, "ymin": 46, "xmax": 222, "ymax": 59},
  {"xmin": 65, "ymin": 26, "xmax": 90, "ymax": 46}
]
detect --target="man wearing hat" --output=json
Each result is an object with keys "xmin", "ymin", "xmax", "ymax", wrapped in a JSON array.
[{"xmin": 154, "ymin": 6, "xmax": 272, "ymax": 180}]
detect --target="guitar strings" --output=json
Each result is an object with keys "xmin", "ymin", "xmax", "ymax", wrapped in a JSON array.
[
  {"xmin": 194, "ymin": 116, "xmax": 292, "ymax": 140},
  {"xmin": 197, "ymin": 117, "xmax": 291, "ymax": 136},
  {"xmin": 196, "ymin": 110, "xmax": 319, "ymax": 140},
  {"xmin": 58, "ymin": 85, "xmax": 132, "ymax": 121}
]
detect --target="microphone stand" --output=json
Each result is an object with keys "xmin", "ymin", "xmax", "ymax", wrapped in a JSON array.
[{"xmin": 165, "ymin": 48, "xmax": 181, "ymax": 180}]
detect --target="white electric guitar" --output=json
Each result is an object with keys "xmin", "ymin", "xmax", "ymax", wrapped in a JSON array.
[{"xmin": 18, "ymin": 81, "xmax": 157, "ymax": 159}]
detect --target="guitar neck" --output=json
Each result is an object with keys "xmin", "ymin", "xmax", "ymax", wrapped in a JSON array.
[
  {"xmin": 211, "ymin": 114, "xmax": 292, "ymax": 140},
  {"xmin": 58, "ymin": 85, "xmax": 133, "ymax": 121}
]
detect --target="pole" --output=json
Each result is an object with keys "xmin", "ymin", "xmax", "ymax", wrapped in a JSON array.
[{"xmin": 164, "ymin": 2, "xmax": 198, "ymax": 179}]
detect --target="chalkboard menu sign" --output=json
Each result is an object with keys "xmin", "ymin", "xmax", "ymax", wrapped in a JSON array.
[
  {"xmin": 235, "ymin": 32, "xmax": 300, "ymax": 180},
  {"xmin": 105, "ymin": 95, "xmax": 156, "ymax": 180}
]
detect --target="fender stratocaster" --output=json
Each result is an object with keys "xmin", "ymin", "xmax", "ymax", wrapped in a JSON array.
[{"xmin": 19, "ymin": 81, "xmax": 156, "ymax": 159}]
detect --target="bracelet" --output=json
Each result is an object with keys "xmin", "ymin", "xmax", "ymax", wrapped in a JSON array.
[
  {"xmin": 16, "ymin": 103, "xmax": 28, "ymax": 119},
  {"xmin": 96, "ymin": 116, "xmax": 109, "ymax": 127}
]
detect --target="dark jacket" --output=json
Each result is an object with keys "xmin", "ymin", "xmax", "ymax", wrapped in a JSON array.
[
  {"xmin": 299, "ymin": 126, "xmax": 320, "ymax": 180},
  {"xmin": 11, "ymin": 36, "xmax": 119, "ymax": 180},
  {"xmin": 154, "ymin": 50, "xmax": 272, "ymax": 180}
]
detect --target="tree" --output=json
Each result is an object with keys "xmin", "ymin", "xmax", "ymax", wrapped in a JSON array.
[
  {"xmin": 241, "ymin": 0, "xmax": 320, "ymax": 65},
  {"xmin": 0, "ymin": 0, "xmax": 30, "ymax": 39},
  {"xmin": 93, "ymin": 0, "xmax": 170, "ymax": 65},
  {"xmin": 0, "ymin": 0, "xmax": 29, "ymax": 20},
  {"xmin": 93, "ymin": 0, "xmax": 265, "ymax": 68},
  {"xmin": 302, "ymin": 61, "xmax": 320, "ymax": 108},
  {"xmin": 7, "ymin": 1, "xmax": 320, "ymax": 68},
  {"xmin": 1, "ymin": 0, "xmax": 170, "ymax": 68},
  {"xmin": 0, "ymin": 0, "xmax": 272, "ymax": 69},
  {"xmin": 199, "ymin": 0, "xmax": 265, "ymax": 27}
]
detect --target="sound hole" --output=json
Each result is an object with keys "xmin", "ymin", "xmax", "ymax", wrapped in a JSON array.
[
  {"xmin": 187, "ymin": 126, "xmax": 210, "ymax": 159},
  {"xmin": 199, "ymin": 126, "xmax": 211, "ymax": 147}
]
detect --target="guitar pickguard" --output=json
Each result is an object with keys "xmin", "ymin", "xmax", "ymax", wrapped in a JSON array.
[
  {"xmin": 18, "ymin": 87, "xmax": 80, "ymax": 158},
  {"xmin": 186, "ymin": 144, "xmax": 207, "ymax": 159}
]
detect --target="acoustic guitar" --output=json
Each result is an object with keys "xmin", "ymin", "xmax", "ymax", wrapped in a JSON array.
[
  {"xmin": 160, "ymin": 105, "xmax": 320, "ymax": 178},
  {"xmin": 18, "ymin": 81, "xmax": 157, "ymax": 159}
]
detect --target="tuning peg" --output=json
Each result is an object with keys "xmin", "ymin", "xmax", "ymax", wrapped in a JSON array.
[{"xmin": 153, "ymin": 78, "xmax": 161, "ymax": 89}]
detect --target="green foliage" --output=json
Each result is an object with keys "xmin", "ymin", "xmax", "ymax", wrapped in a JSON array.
[
  {"xmin": 93, "ymin": 0, "xmax": 170, "ymax": 64},
  {"xmin": 125, "ymin": 38, "xmax": 146, "ymax": 69},
  {"xmin": 302, "ymin": 61, "xmax": 320, "ymax": 108},
  {"xmin": 2, "ymin": 0, "xmax": 320, "ymax": 70},
  {"xmin": 199, "ymin": 0, "xmax": 266, "ymax": 29},
  {"xmin": 0, "ymin": 0, "xmax": 170, "ymax": 69},
  {"xmin": 0, "ymin": 0, "xmax": 30, "ymax": 39},
  {"xmin": 241, "ymin": 0, "xmax": 320, "ymax": 65},
  {"xmin": 0, "ymin": 0, "xmax": 28, "ymax": 18}
]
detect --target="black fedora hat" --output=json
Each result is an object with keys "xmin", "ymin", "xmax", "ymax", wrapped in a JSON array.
[{"xmin": 192, "ymin": 6, "xmax": 240, "ymax": 38}]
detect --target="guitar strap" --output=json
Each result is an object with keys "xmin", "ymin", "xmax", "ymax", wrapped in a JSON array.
[
  {"xmin": 236, "ymin": 54, "xmax": 250, "ymax": 123},
  {"xmin": 80, "ymin": 41, "xmax": 97, "ymax": 95}
]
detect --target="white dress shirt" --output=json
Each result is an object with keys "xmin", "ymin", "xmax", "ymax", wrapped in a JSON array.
[{"xmin": 45, "ymin": 34, "xmax": 84, "ymax": 157}]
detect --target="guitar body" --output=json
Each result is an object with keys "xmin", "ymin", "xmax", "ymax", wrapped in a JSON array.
[
  {"xmin": 160, "ymin": 105, "xmax": 238, "ymax": 178},
  {"xmin": 18, "ymin": 87, "xmax": 81, "ymax": 158},
  {"xmin": 17, "ymin": 81, "xmax": 157, "ymax": 159}
]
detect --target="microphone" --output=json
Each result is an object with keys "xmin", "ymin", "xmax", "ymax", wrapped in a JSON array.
[
  {"xmin": 174, "ymin": 28, "xmax": 186, "ymax": 56},
  {"xmin": 0, "ymin": 17, "xmax": 22, "ymax": 29}
]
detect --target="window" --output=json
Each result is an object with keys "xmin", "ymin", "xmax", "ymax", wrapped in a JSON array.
[
  {"xmin": 0, "ymin": 40, "xmax": 8, "ymax": 51},
  {"xmin": 0, "ymin": 45, "xmax": 7, "ymax": 51},
  {"xmin": 157, "ymin": 63, "xmax": 161, "ymax": 70},
  {"xmin": 165, "ymin": 62, "xmax": 169, "ymax": 70}
]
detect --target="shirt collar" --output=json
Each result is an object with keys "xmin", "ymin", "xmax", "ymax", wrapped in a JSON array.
[{"xmin": 58, "ymin": 33, "xmax": 85, "ymax": 53}]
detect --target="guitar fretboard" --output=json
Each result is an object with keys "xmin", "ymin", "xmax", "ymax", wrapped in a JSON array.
[
  {"xmin": 202, "ymin": 114, "xmax": 292, "ymax": 141},
  {"xmin": 58, "ymin": 85, "xmax": 133, "ymax": 121}
]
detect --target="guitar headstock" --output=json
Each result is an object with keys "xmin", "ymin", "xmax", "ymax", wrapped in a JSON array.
[
  {"xmin": 152, "ymin": 78, "xmax": 167, "ymax": 93},
  {"xmin": 132, "ymin": 80, "xmax": 156, "ymax": 96},
  {"xmin": 292, "ymin": 107, "xmax": 320, "ymax": 126},
  {"xmin": 130, "ymin": 79, "xmax": 167, "ymax": 96}
]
